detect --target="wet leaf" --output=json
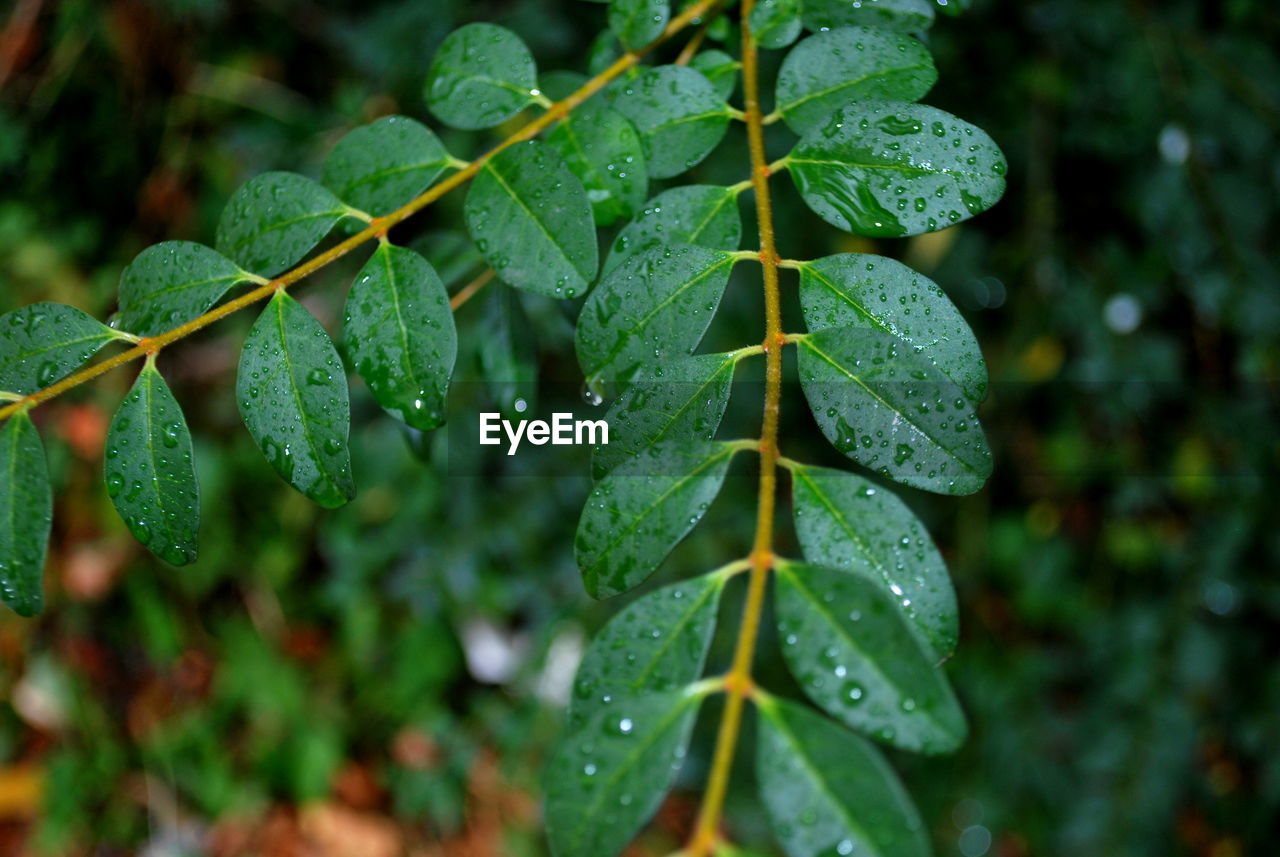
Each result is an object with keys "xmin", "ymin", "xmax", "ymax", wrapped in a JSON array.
[
  {"xmin": 576, "ymin": 440, "xmax": 738, "ymax": 598},
  {"xmin": 790, "ymin": 463, "xmax": 957, "ymax": 658},
  {"xmin": 104, "ymin": 364, "xmax": 200, "ymax": 566},
  {"xmin": 603, "ymin": 185, "xmax": 743, "ymax": 276},
  {"xmin": 216, "ymin": 172, "xmax": 349, "ymax": 277},
  {"xmin": 344, "ymin": 244, "xmax": 456, "ymax": 432},
  {"xmin": 0, "ymin": 303, "xmax": 119, "ymax": 395},
  {"xmin": 547, "ymin": 100, "xmax": 648, "ymax": 226},
  {"xmin": 609, "ymin": 0, "xmax": 669, "ymax": 50},
  {"xmin": 690, "ymin": 49, "xmax": 741, "ymax": 101},
  {"xmin": 577, "ymin": 245, "xmax": 737, "ymax": 385},
  {"xmin": 796, "ymin": 326, "xmax": 991, "ymax": 495},
  {"xmin": 775, "ymin": 26, "xmax": 936, "ymax": 136},
  {"xmin": 569, "ymin": 573, "xmax": 725, "ymax": 726},
  {"xmin": 613, "ymin": 65, "xmax": 731, "ymax": 179},
  {"xmin": 322, "ymin": 116, "xmax": 451, "ymax": 216},
  {"xmin": 0, "ymin": 413, "xmax": 51, "ymax": 616},
  {"xmin": 593, "ymin": 351, "xmax": 738, "ymax": 478},
  {"xmin": 749, "ymin": 0, "xmax": 803, "ymax": 49},
  {"xmin": 775, "ymin": 561, "xmax": 967, "ymax": 753},
  {"xmin": 797, "ymin": 253, "xmax": 985, "ymax": 401},
  {"xmin": 116, "ymin": 242, "xmax": 253, "ymax": 338},
  {"xmin": 477, "ymin": 286, "xmax": 538, "ymax": 419},
  {"xmin": 788, "ymin": 100, "xmax": 1006, "ymax": 237},
  {"xmin": 237, "ymin": 291, "xmax": 354, "ymax": 508},
  {"xmin": 546, "ymin": 688, "xmax": 707, "ymax": 857},
  {"xmin": 802, "ymin": 0, "xmax": 936, "ymax": 33},
  {"xmin": 756, "ymin": 695, "xmax": 930, "ymax": 857},
  {"xmin": 424, "ymin": 23, "xmax": 537, "ymax": 130},
  {"xmin": 465, "ymin": 141, "xmax": 598, "ymax": 298}
]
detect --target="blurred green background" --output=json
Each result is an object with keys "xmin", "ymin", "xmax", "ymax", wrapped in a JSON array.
[{"xmin": 1, "ymin": 0, "xmax": 1277, "ymax": 855}]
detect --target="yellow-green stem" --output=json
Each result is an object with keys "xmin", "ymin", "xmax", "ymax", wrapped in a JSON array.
[
  {"xmin": 0, "ymin": 0, "xmax": 724, "ymax": 424},
  {"xmin": 687, "ymin": 3, "xmax": 784, "ymax": 853}
]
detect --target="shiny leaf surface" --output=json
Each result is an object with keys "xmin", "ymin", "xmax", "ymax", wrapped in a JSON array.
[
  {"xmin": 613, "ymin": 65, "xmax": 731, "ymax": 179},
  {"xmin": 424, "ymin": 23, "xmax": 537, "ymax": 130},
  {"xmin": 0, "ymin": 303, "xmax": 118, "ymax": 395},
  {"xmin": 215, "ymin": 172, "xmax": 349, "ymax": 277},
  {"xmin": 116, "ymin": 242, "xmax": 252, "ymax": 338},
  {"xmin": 547, "ymin": 100, "xmax": 648, "ymax": 226},
  {"xmin": 322, "ymin": 116, "xmax": 451, "ymax": 216},
  {"xmin": 603, "ymin": 185, "xmax": 743, "ymax": 276},
  {"xmin": 0, "ymin": 413, "xmax": 51, "ymax": 616}
]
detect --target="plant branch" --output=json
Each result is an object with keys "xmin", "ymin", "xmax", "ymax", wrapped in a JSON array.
[
  {"xmin": 0, "ymin": 0, "xmax": 724, "ymax": 425},
  {"xmin": 687, "ymin": 3, "xmax": 784, "ymax": 852},
  {"xmin": 449, "ymin": 268, "xmax": 496, "ymax": 311}
]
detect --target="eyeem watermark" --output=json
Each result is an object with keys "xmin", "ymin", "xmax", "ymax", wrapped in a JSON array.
[{"xmin": 479, "ymin": 412, "xmax": 609, "ymax": 456}]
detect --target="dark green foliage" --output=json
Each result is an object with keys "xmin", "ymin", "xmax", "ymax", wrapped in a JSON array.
[
  {"xmin": 424, "ymin": 23, "xmax": 538, "ymax": 129},
  {"xmin": 322, "ymin": 116, "xmax": 452, "ymax": 216},
  {"xmin": 216, "ymin": 172, "xmax": 350, "ymax": 276},
  {"xmin": 237, "ymin": 291, "xmax": 354, "ymax": 508},
  {"xmin": 612, "ymin": 65, "xmax": 733, "ymax": 179},
  {"xmin": 0, "ymin": 413, "xmax": 51, "ymax": 616},
  {"xmin": 546, "ymin": 99, "xmax": 648, "ymax": 226},
  {"xmin": 343, "ymin": 243, "xmax": 456, "ymax": 431},
  {"xmin": 0, "ymin": 303, "xmax": 119, "ymax": 394},
  {"xmin": 603, "ymin": 184, "xmax": 743, "ymax": 275},
  {"xmin": 105, "ymin": 363, "xmax": 201, "ymax": 566},
  {"xmin": 116, "ymin": 242, "xmax": 253, "ymax": 337}
]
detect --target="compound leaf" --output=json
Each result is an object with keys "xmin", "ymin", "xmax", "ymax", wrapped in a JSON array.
[
  {"xmin": 237, "ymin": 291, "xmax": 354, "ymax": 508},
  {"xmin": 756, "ymin": 695, "xmax": 930, "ymax": 857},
  {"xmin": 546, "ymin": 688, "xmax": 707, "ymax": 857},
  {"xmin": 613, "ymin": 65, "xmax": 731, "ymax": 179},
  {"xmin": 775, "ymin": 561, "xmax": 967, "ymax": 753},
  {"xmin": 577, "ymin": 245, "xmax": 738, "ymax": 385},
  {"xmin": 593, "ymin": 351, "xmax": 738, "ymax": 478},
  {"xmin": 117, "ymin": 242, "xmax": 253, "ymax": 338},
  {"xmin": 569, "ymin": 573, "xmax": 725, "ymax": 727},
  {"xmin": 0, "ymin": 413, "xmax": 51, "ymax": 617},
  {"xmin": 788, "ymin": 100, "xmax": 1007, "ymax": 238},
  {"xmin": 576, "ymin": 439, "xmax": 738, "ymax": 598},
  {"xmin": 690, "ymin": 49, "xmax": 740, "ymax": 100},
  {"xmin": 547, "ymin": 100, "xmax": 648, "ymax": 226},
  {"xmin": 802, "ymin": 0, "xmax": 936, "ymax": 32},
  {"xmin": 465, "ymin": 141, "xmax": 597, "ymax": 298},
  {"xmin": 790, "ymin": 463, "xmax": 957, "ymax": 659},
  {"xmin": 796, "ymin": 326, "xmax": 991, "ymax": 495},
  {"xmin": 749, "ymin": 0, "xmax": 803, "ymax": 49},
  {"xmin": 797, "ymin": 253, "xmax": 986, "ymax": 402},
  {"xmin": 0, "ymin": 303, "xmax": 119, "ymax": 395},
  {"xmin": 424, "ymin": 23, "xmax": 537, "ymax": 130},
  {"xmin": 216, "ymin": 172, "xmax": 349, "ymax": 277},
  {"xmin": 604, "ymin": 185, "xmax": 743, "ymax": 276},
  {"xmin": 322, "ymin": 116, "xmax": 451, "ymax": 216},
  {"xmin": 105, "ymin": 364, "xmax": 200, "ymax": 566},
  {"xmin": 344, "ymin": 244, "xmax": 456, "ymax": 431},
  {"xmin": 775, "ymin": 26, "xmax": 937, "ymax": 136},
  {"xmin": 609, "ymin": 0, "xmax": 670, "ymax": 50}
]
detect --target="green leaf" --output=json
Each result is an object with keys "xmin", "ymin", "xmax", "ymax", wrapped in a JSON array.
[
  {"xmin": 802, "ymin": 0, "xmax": 936, "ymax": 33},
  {"xmin": 796, "ymin": 326, "xmax": 991, "ymax": 495},
  {"xmin": 797, "ymin": 253, "xmax": 986, "ymax": 402},
  {"xmin": 237, "ymin": 291, "xmax": 354, "ymax": 508},
  {"xmin": 756, "ymin": 695, "xmax": 930, "ymax": 857},
  {"xmin": 539, "ymin": 70, "xmax": 589, "ymax": 101},
  {"xmin": 0, "ymin": 303, "xmax": 119, "ymax": 395},
  {"xmin": 775, "ymin": 26, "xmax": 937, "ymax": 136},
  {"xmin": 546, "ymin": 688, "xmax": 707, "ymax": 857},
  {"xmin": 477, "ymin": 286, "xmax": 538, "ymax": 419},
  {"xmin": 465, "ymin": 141, "xmax": 598, "ymax": 298},
  {"xmin": 603, "ymin": 185, "xmax": 743, "ymax": 276},
  {"xmin": 749, "ymin": 0, "xmax": 803, "ymax": 49},
  {"xmin": 609, "ymin": 0, "xmax": 669, "ymax": 50},
  {"xmin": 690, "ymin": 50, "xmax": 741, "ymax": 101},
  {"xmin": 216, "ymin": 172, "xmax": 349, "ymax": 277},
  {"xmin": 547, "ymin": 100, "xmax": 648, "ymax": 227},
  {"xmin": 613, "ymin": 65, "xmax": 731, "ymax": 179},
  {"xmin": 344, "ymin": 244, "xmax": 456, "ymax": 431},
  {"xmin": 569, "ymin": 573, "xmax": 725, "ymax": 727},
  {"xmin": 576, "ymin": 440, "xmax": 739, "ymax": 598},
  {"xmin": 593, "ymin": 351, "xmax": 738, "ymax": 478},
  {"xmin": 116, "ymin": 242, "xmax": 253, "ymax": 338},
  {"xmin": 322, "ymin": 116, "xmax": 451, "ymax": 217},
  {"xmin": 787, "ymin": 100, "xmax": 1007, "ymax": 237},
  {"xmin": 577, "ymin": 245, "xmax": 738, "ymax": 385},
  {"xmin": 0, "ymin": 413, "xmax": 51, "ymax": 616},
  {"xmin": 790, "ymin": 463, "xmax": 957, "ymax": 659},
  {"xmin": 104, "ymin": 363, "xmax": 200, "ymax": 566},
  {"xmin": 775, "ymin": 561, "xmax": 967, "ymax": 753},
  {"xmin": 424, "ymin": 23, "xmax": 537, "ymax": 130}
]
